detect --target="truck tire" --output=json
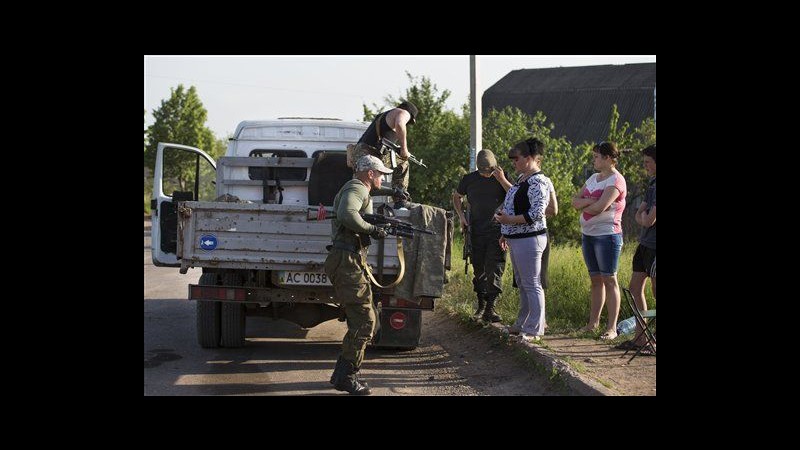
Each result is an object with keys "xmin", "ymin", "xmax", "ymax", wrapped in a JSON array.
[
  {"xmin": 220, "ymin": 272, "xmax": 246, "ymax": 348},
  {"xmin": 197, "ymin": 273, "xmax": 221, "ymax": 348}
]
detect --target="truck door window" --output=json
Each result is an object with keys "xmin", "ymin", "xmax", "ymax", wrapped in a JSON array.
[
  {"xmin": 248, "ymin": 150, "xmax": 307, "ymax": 181},
  {"xmin": 196, "ymin": 156, "xmax": 216, "ymax": 201},
  {"xmin": 161, "ymin": 147, "xmax": 217, "ymax": 202}
]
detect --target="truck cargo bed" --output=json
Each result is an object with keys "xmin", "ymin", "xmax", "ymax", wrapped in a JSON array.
[{"xmin": 177, "ymin": 201, "xmax": 401, "ymax": 273}]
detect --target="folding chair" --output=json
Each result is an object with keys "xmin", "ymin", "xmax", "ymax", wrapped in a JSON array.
[{"xmin": 621, "ymin": 288, "xmax": 656, "ymax": 362}]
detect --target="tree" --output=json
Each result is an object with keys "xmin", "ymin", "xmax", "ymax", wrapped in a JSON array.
[
  {"xmin": 144, "ymin": 85, "xmax": 222, "ymax": 191},
  {"xmin": 363, "ymin": 73, "xmax": 470, "ymax": 208}
]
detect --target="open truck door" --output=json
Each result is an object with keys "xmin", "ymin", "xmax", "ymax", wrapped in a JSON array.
[{"xmin": 151, "ymin": 143, "xmax": 217, "ymax": 266}]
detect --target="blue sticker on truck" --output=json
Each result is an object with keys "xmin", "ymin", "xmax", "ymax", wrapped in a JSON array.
[{"xmin": 199, "ymin": 234, "xmax": 218, "ymax": 251}]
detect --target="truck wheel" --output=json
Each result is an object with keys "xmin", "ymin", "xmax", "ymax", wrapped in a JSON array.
[
  {"xmin": 220, "ymin": 272, "xmax": 247, "ymax": 348},
  {"xmin": 197, "ymin": 273, "xmax": 221, "ymax": 348}
]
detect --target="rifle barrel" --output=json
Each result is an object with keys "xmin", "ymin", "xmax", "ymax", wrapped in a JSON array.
[
  {"xmin": 307, "ymin": 210, "xmax": 436, "ymax": 235},
  {"xmin": 406, "ymin": 154, "xmax": 427, "ymax": 168}
]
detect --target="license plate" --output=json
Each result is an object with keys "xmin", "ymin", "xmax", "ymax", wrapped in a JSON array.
[{"xmin": 275, "ymin": 271, "xmax": 332, "ymax": 286}]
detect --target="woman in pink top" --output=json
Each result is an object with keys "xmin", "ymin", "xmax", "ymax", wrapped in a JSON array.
[{"xmin": 571, "ymin": 142, "xmax": 627, "ymax": 340}]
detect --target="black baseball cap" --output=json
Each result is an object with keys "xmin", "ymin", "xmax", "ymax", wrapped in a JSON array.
[{"xmin": 397, "ymin": 101, "xmax": 418, "ymax": 125}]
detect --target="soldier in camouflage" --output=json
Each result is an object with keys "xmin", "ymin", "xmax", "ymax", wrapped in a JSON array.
[{"xmin": 324, "ymin": 155, "xmax": 394, "ymax": 395}]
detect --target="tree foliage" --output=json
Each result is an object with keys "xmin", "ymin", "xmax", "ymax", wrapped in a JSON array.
[
  {"xmin": 363, "ymin": 73, "xmax": 470, "ymax": 208},
  {"xmin": 144, "ymin": 85, "xmax": 224, "ymax": 191},
  {"xmin": 360, "ymin": 75, "xmax": 656, "ymax": 245}
]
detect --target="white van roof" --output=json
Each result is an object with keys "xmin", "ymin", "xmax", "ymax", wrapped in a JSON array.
[{"xmin": 232, "ymin": 118, "xmax": 367, "ymax": 142}]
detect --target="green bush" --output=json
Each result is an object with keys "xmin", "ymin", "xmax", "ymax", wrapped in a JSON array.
[{"xmin": 482, "ymin": 106, "xmax": 656, "ymax": 246}]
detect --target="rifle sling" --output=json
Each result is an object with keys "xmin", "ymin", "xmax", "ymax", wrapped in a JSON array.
[
  {"xmin": 376, "ymin": 112, "xmax": 384, "ymax": 144},
  {"xmin": 364, "ymin": 237, "xmax": 405, "ymax": 289}
]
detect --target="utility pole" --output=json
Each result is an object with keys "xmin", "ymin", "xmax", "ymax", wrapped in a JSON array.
[{"xmin": 469, "ymin": 55, "xmax": 481, "ymax": 172}]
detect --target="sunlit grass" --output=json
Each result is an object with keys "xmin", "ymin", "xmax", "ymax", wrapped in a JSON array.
[{"xmin": 441, "ymin": 232, "xmax": 655, "ymax": 333}]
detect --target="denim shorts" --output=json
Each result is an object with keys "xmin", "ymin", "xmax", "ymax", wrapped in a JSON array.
[{"xmin": 581, "ymin": 233, "xmax": 623, "ymax": 276}]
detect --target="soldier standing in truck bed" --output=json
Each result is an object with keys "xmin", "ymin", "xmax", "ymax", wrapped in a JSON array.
[{"xmin": 349, "ymin": 101, "xmax": 418, "ymax": 209}]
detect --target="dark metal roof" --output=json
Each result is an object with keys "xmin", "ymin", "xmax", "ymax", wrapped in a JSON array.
[{"xmin": 482, "ymin": 63, "xmax": 656, "ymax": 145}]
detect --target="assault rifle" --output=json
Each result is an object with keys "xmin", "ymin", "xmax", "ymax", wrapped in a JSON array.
[
  {"xmin": 362, "ymin": 213, "xmax": 435, "ymax": 238},
  {"xmin": 463, "ymin": 207, "xmax": 472, "ymax": 275},
  {"xmin": 380, "ymin": 137, "xmax": 428, "ymax": 168},
  {"xmin": 306, "ymin": 209, "xmax": 436, "ymax": 239}
]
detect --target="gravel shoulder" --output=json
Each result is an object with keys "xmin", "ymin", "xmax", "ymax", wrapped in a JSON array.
[{"xmin": 427, "ymin": 309, "xmax": 656, "ymax": 396}]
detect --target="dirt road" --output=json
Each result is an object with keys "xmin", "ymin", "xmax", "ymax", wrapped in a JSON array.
[{"xmin": 145, "ymin": 221, "xmax": 565, "ymax": 395}]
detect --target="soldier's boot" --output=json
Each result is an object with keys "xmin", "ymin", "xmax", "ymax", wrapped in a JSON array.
[
  {"xmin": 482, "ymin": 296, "xmax": 502, "ymax": 323},
  {"xmin": 352, "ymin": 367, "xmax": 370, "ymax": 390},
  {"xmin": 330, "ymin": 357, "xmax": 371, "ymax": 395},
  {"xmin": 329, "ymin": 356, "xmax": 348, "ymax": 385},
  {"xmin": 472, "ymin": 295, "xmax": 486, "ymax": 320}
]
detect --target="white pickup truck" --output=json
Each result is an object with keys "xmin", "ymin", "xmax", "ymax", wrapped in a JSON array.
[{"xmin": 151, "ymin": 118, "xmax": 449, "ymax": 350}]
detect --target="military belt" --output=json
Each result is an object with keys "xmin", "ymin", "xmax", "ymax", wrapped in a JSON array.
[{"xmin": 331, "ymin": 241, "xmax": 365, "ymax": 254}]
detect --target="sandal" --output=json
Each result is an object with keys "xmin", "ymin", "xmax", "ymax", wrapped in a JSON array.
[
  {"xmin": 599, "ymin": 330, "xmax": 618, "ymax": 340},
  {"xmin": 638, "ymin": 345, "xmax": 656, "ymax": 356},
  {"xmin": 519, "ymin": 333, "xmax": 541, "ymax": 343}
]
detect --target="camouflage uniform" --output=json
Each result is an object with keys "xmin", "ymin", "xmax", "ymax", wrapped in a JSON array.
[{"xmin": 323, "ymin": 178, "xmax": 379, "ymax": 369}]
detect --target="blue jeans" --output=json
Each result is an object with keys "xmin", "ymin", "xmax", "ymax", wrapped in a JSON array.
[{"xmin": 581, "ymin": 233, "xmax": 623, "ymax": 276}]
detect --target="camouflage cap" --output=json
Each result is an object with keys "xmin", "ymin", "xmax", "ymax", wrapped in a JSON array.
[
  {"xmin": 356, "ymin": 155, "xmax": 393, "ymax": 174},
  {"xmin": 477, "ymin": 149, "xmax": 497, "ymax": 173}
]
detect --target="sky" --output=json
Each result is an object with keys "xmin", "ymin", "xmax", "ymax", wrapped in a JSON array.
[{"xmin": 144, "ymin": 55, "xmax": 656, "ymax": 139}]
